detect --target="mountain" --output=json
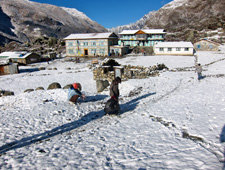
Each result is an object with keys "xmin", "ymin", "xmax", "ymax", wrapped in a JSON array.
[
  {"xmin": 145, "ymin": 0, "xmax": 225, "ymax": 41},
  {"xmin": 0, "ymin": 0, "xmax": 107, "ymax": 45},
  {"xmin": 108, "ymin": 11, "xmax": 154, "ymax": 34}
]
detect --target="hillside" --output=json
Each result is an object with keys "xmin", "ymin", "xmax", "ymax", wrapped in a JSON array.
[
  {"xmin": 0, "ymin": 0, "xmax": 107, "ymax": 45},
  {"xmin": 145, "ymin": 0, "xmax": 225, "ymax": 42}
]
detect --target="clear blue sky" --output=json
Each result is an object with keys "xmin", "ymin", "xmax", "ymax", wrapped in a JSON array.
[{"xmin": 30, "ymin": 0, "xmax": 173, "ymax": 28}]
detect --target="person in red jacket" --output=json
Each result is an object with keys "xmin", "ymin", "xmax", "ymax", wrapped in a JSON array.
[{"xmin": 68, "ymin": 83, "xmax": 85, "ymax": 104}]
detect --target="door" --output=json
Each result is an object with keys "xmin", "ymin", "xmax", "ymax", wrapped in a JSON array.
[{"xmin": 84, "ymin": 49, "xmax": 88, "ymax": 56}]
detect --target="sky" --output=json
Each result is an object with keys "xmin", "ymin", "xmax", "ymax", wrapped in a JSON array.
[{"xmin": 30, "ymin": 0, "xmax": 173, "ymax": 28}]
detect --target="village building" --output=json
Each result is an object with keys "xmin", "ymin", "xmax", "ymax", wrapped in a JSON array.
[
  {"xmin": 109, "ymin": 45, "xmax": 130, "ymax": 57},
  {"xmin": 0, "ymin": 58, "xmax": 18, "ymax": 75},
  {"xmin": 0, "ymin": 51, "xmax": 41, "ymax": 65},
  {"xmin": 118, "ymin": 29, "xmax": 166, "ymax": 47},
  {"xmin": 154, "ymin": 42, "xmax": 194, "ymax": 56},
  {"xmin": 194, "ymin": 39, "xmax": 221, "ymax": 51},
  {"xmin": 64, "ymin": 32, "xmax": 127, "ymax": 57}
]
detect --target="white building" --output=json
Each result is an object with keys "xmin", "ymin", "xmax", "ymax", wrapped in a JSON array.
[
  {"xmin": 154, "ymin": 42, "xmax": 194, "ymax": 56},
  {"xmin": 64, "ymin": 32, "xmax": 119, "ymax": 57}
]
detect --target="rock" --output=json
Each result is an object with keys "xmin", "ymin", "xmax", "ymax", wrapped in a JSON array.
[
  {"xmin": 96, "ymin": 80, "xmax": 109, "ymax": 92},
  {"xmin": 35, "ymin": 87, "xmax": 45, "ymax": 91},
  {"xmin": 47, "ymin": 82, "xmax": 61, "ymax": 90},
  {"xmin": 24, "ymin": 89, "xmax": 34, "ymax": 93},
  {"xmin": 63, "ymin": 84, "xmax": 73, "ymax": 89},
  {"xmin": 0, "ymin": 90, "xmax": 14, "ymax": 96},
  {"xmin": 39, "ymin": 67, "xmax": 46, "ymax": 70}
]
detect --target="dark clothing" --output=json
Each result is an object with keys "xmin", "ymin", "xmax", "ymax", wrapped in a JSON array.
[
  {"xmin": 110, "ymin": 80, "xmax": 120, "ymax": 99},
  {"xmin": 104, "ymin": 98, "xmax": 120, "ymax": 115}
]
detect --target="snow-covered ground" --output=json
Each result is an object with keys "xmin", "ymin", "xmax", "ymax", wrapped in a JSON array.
[{"xmin": 0, "ymin": 46, "xmax": 225, "ymax": 169}]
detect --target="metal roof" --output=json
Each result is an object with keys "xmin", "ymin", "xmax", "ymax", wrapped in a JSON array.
[
  {"xmin": 119, "ymin": 29, "xmax": 166, "ymax": 35},
  {"xmin": 64, "ymin": 32, "xmax": 118, "ymax": 40},
  {"xmin": 0, "ymin": 51, "xmax": 32, "ymax": 59}
]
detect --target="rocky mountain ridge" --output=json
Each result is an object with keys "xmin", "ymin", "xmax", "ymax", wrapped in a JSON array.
[
  {"xmin": 109, "ymin": 11, "xmax": 154, "ymax": 34},
  {"xmin": 145, "ymin": 0, "xmax": 225, "ymax": 42},
  {"xmin": 0, "ymin": 0, "xmax": 107, "ymax": 45}
]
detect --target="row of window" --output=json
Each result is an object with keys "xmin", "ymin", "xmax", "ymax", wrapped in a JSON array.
[
  {"xmin": 67, "ymin": 41, "xmax": 106, "ymax": 47},
  {"xmin": 122, "ymin": 34, "xmax": 164, "ymax": 39},
  {"xmin": 122, "ymin": 40, "xmax": 163, "ymax": 47},
  {"xmin": 159, "ymin": 47, "xmax": 190, "ymax": 52},
  {"xmin": 68, "ymin": 49, "xmax": 106, "ymax": 55}
]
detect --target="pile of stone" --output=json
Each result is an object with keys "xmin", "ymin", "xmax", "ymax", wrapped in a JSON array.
[
  {"xmin": 93, "ymin": 59, "xmax": 168, "ymax": 92},
  {"xmin": 93, "ymin": 62, "xmax": 166, "ymax": 82}
]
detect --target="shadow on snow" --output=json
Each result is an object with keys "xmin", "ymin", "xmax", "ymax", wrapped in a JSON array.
[
  {"xmin": 0, "ymin": 92, "xmax": 156, "ymax": 155},
  {"xmin": 220, "ymin": 125, "xmax": 225, "ymax": 169}
]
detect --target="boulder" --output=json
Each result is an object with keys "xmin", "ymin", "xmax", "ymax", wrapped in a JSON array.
[
  {"xmin": 35, "ymin": 87, "xmax": 45, "ymax": 91},
  {"xmin": 24, "ymin": 89, "xmax": 34, "ymax": 93},
  {"xmin": 63, "ymin": 84, "xmax": 73, "ymax": 89},
  {"xmin": 47, "ymin": 82, "xmax": 61, "ymax": 90},
  {"xmin": 96, "ymin": 80, "xmax": 109, "ymax": 93},
  {"xmin": 0, "ymin": 90, "xmax": 14, "ymax": 96}
]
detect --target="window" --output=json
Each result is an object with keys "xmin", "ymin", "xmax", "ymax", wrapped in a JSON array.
[
  {"xmin": 67, "ymin": 42, "xmax": 73, "ymax": 47},
  {"xmin": 209, "ymin": 45, "xmax": 213, "ymax": 49},
  {"xmin": 176, "ymin": 48, "xmax": 181, "ymax": 51},
  {"xmin": 83, "ymin": 42, "xmax": 88, "ymax": 46},
  {"xmin": 159, "ymin": 48, "xmax": 164, "ymax": 51},
  {"xmin": 91, "ymin": 49, "xmax": 97, "ymax": 55},
  {"xmin": 197, "ymin": 45, "xmax": 201, "ymax": 49},
  {"xmin": 91, "ymin": 41, "xmax": 96, "ymax": 46},
  {"xmin": 184, "ymin": 48, "xmax": 189, "ymax": 51},
  {"xmin": 68, "ymin": 49, "xmax": 74, "ymax": 54},
  {"xmin": 168, "ymin": 48, "xmax": 172, "ymax": 51},
  {"xmin": 99, "ymin": 49, "xmax": 105, "ymax": 55},
  {"xmin": 99, "ymin": 41, "xmax": 105, "ymax": 46}
]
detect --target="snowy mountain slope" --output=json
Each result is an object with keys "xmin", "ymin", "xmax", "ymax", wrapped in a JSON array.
[
  {"xmin": 0, "ymin": 0, "xmax": 107, "ymax": 45},
  {"xmin": 145, "ymin": 0, "xmax": 225, "ymax": 32},
  {"xmin": 0, "ymin": 47, "xmax": 225, "ymax": 169},
  {"xmin": 109, "ymin": 11, "xmax": 154, "ymax": 34}
]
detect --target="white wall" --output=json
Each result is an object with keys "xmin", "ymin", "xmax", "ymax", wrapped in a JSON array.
[{"xmin": 154, "ymin": 47, "xmax": 194, "ymax": 56}]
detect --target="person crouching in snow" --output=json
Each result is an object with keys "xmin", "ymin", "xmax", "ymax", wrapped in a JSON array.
[{"xmin": 68, "ymin": 83, "xmax": 86, "ymax": 104}]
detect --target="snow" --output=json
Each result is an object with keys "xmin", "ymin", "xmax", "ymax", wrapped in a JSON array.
[
  {"xmin": 163, "ymin": 0, "xmax": 189, "ymax": 9},
  {"xmin": 119, "ymin": 29, "xmax": 165, "ymax": 35},
  {"xmin": 0, "ymin": 46, "xmax": 225, "ymax": 169},
  {"xmin": 64, "ymin": 32, "xmax": 115, "ymax": 40},
  {"xmin": 62, "ymin": 7, "xmax": 90, "ymax": 21}
]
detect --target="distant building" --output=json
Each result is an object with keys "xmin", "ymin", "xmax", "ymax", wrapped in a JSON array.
[
  {"xmin": 0, "ymin": 58, "xmax": 18, "ymax": 75},
  {"xmin": 154, "ymin": 42, "xmax": 194, "ymax": 56},
  {"xmin": 0, "ymin": 51, "xmax": 41, "ymax": 65},
  {"xmin": 64, "ymin": 32, "xmax": 122, "ymax": 57},
  {"xmin": 109, "ymin": 45, "xmax": 130, "ymax": 57},
  {"xmin": 118, "ymin": 29, "xmax": 166, "ymax": 47},
  {"xmin": 194, "ymin": 39, "xmax": 220, "ymax": 51}
]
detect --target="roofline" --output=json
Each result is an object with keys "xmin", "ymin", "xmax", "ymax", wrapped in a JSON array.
[
  {"xmin": 194, "ymin": 39, "xmax": 221, "ymax": 45},
  {"xmin": 119, "ymin": 29, "xmax": 166, "ymax": 35},
  {"xmin": 64, "ymin": 37, "xmax": 118, "ymax": 40},
  {"xmin": 64, "ymin": 32, "xmax": 118, "ymax": 40}
]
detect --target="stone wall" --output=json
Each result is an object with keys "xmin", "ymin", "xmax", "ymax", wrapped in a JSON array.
[{"xmin": 93, "ymin": 64, "xmax": 161, "ymax": 82}]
